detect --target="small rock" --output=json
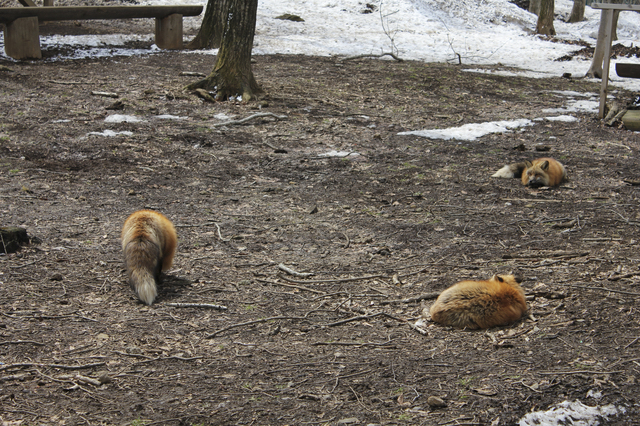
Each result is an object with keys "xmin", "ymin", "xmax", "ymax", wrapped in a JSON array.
[
  {"xmin": 427, "ymin": 396, "xmax": 446, "ymax": 408},
  {"xmin": 97, "ymin": 372, "xmax": 112, "ymax": 384},
  {"xmin": 337, "ymin": 418, "xmax": 359, "ymax": 424}
]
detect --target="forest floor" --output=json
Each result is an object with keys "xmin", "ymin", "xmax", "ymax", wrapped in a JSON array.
[{"xmin": 1, "ymin": 18, "xmax": 640, "ymax": 426}]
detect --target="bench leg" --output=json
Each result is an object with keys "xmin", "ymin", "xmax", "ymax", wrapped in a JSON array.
[
  {"xmin": 4, "ymin": 17, "xmax": 42, "ymax": 60},
  {"xmin": 155, "ymin": 13, "xmax": 183, "ymax": 49}
]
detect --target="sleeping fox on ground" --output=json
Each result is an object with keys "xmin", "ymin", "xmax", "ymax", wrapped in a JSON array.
[
  {"xmin": 121, "ymin": 210, "xmax": 177, "ymax": 305},
  {"xmin": 492, "ymin": 157, "xmax": 566, "ymax": 188},
  {"xmin": 428, "ymin": 274, "xmax": 528, "ymax": 329}
]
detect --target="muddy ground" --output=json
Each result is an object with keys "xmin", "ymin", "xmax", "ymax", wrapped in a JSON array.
[{"xmin": 1, "ymin": 19, "xmax": 640, "ymax": 426}]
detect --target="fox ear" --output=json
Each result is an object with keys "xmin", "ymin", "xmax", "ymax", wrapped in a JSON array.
[
  {"xmin": 493, "ymin": 275, "xmax": 504, "ymax": 282},
  {"xmin": 540, "ymin": 160, "xmax": 550, "ymax": 171},
  {"xmin": 524, "ymin": 161, "xmax": 533, "ymax": 169}
]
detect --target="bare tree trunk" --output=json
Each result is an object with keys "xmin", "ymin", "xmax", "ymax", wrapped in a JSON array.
[
  {"xmin": 586, "ymin": 9, "xmax": 609, "ymax": 78},
  {"xmin": 586, "ymin": 9, "xmax": 620, "ymax": 78},
  {"xmin": 186, "ymin": 0, "xmax": 230, "ymax": 49},
  {"xmin": 529, "ymin": 0, "xmax": 541, "ymax": 16},
  {"xmin": 185, "ymin": 0, "xmax": 262, "ymax": 101},
  {"xmin": 536, "ymin": 0, "xmax": 555, "ymax": 35},
  {"xmin": 568, "ymin": 0, "xmax": 585, "ymax": 23}
]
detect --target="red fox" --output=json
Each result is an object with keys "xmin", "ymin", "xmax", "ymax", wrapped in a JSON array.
[
  {"xmin": 492, "ymin": 157, "xmax": 566, "ymax": 188},
  {"xmin": 121, "ymin": 210, "xmax": 177, "ymax": 305},
  {"xmin": 428, "ymin": 274, "xmax": 527, "ymax": 329}
]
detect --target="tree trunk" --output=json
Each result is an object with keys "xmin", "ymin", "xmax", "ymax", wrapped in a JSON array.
[
  {"xmin": 536, "ymin": 0, "xmax": 555, "ymax": 35},
  {"xmin": 185, "ymin": 0, "xmax": 262, "ymax": 101},
  {"xmin": 586, "ymin": 10, "xmax": 609, "ymax": 78},
  {"xmin": 586, "ymin": 9, "xmax": 620, "ymax": 78},
  {"xmin": 567, "ymin": 0, "xmax": 585, "ymax": 23},
  {"xmin": 186, "ymin": 0, "xmax": 229, "ymax": 50},
  {"xmin": 529, "ymin": 0, "xmax": 540, "ymax": 16}
]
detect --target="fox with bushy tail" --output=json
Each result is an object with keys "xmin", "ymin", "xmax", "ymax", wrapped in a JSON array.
[
  {"xmin": 428, "ymin": 274, "xmax": 528, "ymax": 329},
  {"xmin": 492, "ymin": 157, "xmax": 566, "ymax": 188},
  {"xmin": 121, "ymin": 210, "xmax": 177, "ymax": 305}
]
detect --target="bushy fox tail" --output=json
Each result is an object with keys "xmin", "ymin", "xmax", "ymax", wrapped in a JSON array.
[
  {"xmin": 491, "ymin": 162, "xmax": 528, "ymax": 179},
  {"xmin": 123, "ymin": 238, "xmax": 162, "ymax": 305},
  {"xmin": 121, "ymin": 210, "xmax": 177, "ymax": 305}
]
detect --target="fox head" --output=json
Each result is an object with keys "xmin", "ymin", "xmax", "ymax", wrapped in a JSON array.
[
  {"xmin": 523, "ymin": 160, "xmax": 550, "ymax": 188},
  {"xmin": 491, "ymin": 274, "xmax": 523, "ymax": 286}
]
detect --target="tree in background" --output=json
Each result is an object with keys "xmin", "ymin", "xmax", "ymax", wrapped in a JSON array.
[
  {"xmin": 186, "ymin": 0, "xmax": 229, "ymax": 49},
  {"xmin": 568, "ymin": 0, "xmax": 585, "ymax": 23},
  {"xmin": 185, "ymin": 0, "xmax": 263, "ymax": 101},
  {"xmin": 529, "ymin": 0, "xmax": 540, "ymax": 16},
  {"xmin": 536, "ymin": 0, "xmax": 555, "ymax": 35}
]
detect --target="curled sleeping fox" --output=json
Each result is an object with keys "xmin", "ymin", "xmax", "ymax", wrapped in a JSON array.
[
  {"xmin": 121, "ymin": 210, "xmax": 177, "ymax": 305},
  {"xmin": 428, "ymin": 274, "xmax": 528, "ymax": 329},
  {"xmin": 492, "ymin": 157, "xmax": 566, "ymax": 188}
]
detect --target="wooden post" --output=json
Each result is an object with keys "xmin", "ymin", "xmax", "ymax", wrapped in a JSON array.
[
  {"xmin": 4, "ymin": 17, "xmax": 42, "ymax": 60},
  {"xmin": 155, "ymin": 13, "xmax": 183, "ymax": 49}
]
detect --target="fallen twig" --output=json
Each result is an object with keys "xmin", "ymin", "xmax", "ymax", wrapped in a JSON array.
[
  {"xmin": 538, "ymin": 370, "xmax": 624, "ymax": 376},
  {"xmin": 278, "ymin": 263, "xmax": 314, "ymax": 278},
  {"xmin": 278, "ymin": 273, "xmax": 384, "ymax": 284},
  {"xmin": 205, "ymin": 315, "xmax": 310, "ymax": 338},
  {"xmin": 134, "ymin": 356, "xmax": 203, "ymax": 365},
  {"xmin": 554, "ymin": 282, "xmax": 640, "ymax": 297},
  {"xmin": 167, "ymin": 302, "xmax": 228, "ymax": 310},
  {"xmin": 500, "ymin": 198, "xmax": 563, "ymax": 203},
  {"xmin": 212, "ymin": 112, "xmax": 287, "ymax": 127},
  {"xmin": 311, "ymin": 338, "xmax": 397, "ymax": 347},
  {"xmin": 324, "ymin": 312, "xmax": 384, "ymax": 327},
  {"xmin": 91, "ymin": 91, "xmax": 118, "ymax": 98},
  {"xmin": 0, "ymin": 340, "xmax": 45, "ymax": 346},
  {"xmin": 59, "ymin": 374, "xmax": 102, "ymax": 386},
  {"xmin": 378, "ymin": 292, "xmax": 440, "ymax": 305},
  {"xmin": 255, "ymin": 278, "xmax": 326, "ymax": 294},
  {"xmin": 214, "ymin": 222, "xmax": 231, "ymax": 242},
  {"xmin": 0, "ymin": 362, "xmax": 105, "ymax": 372},
  {"xmin": 0, "ymin": 373, "xmax": 30, "ymax": 382}
]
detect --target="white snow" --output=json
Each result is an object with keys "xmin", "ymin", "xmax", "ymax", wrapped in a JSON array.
[
  {"xmin": 87, "ymin": 130, "xmax": 134, "ymax": 137},
  {"xmin": 519, "ymin": 400, "xmax": 625, "ymax": 426},
  {"xmin": 317, "ymin": 150, "xmax": 361, "ymax": 157},
  {"xmin": 398, "ymin": 118, "xmax": 533, "ymax": 141},
  {"xmin": 104, "ymin": 114, "xmax": 145, "ymax": 123},
  {"xmin": 0, "ymin": 0, "xmax": 639, "ymax": 92}
]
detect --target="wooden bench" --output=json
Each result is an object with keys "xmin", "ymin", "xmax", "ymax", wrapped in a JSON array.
[
  {"xmin": 0, "ymin": 5, "xmax": 203, "ymax": 60},
  {"xmin": 590, "ymin": 2, "xmax": 640, "ymax": 118}
]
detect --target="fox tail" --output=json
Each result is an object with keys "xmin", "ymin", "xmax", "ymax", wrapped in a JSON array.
[{"xmin": 123, "ymin": 238, "xmax": 162, "ymax": 305}]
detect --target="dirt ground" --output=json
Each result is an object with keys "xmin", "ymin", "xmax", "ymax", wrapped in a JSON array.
[{"xmin": 1, "ymin": 19, "xmax": 640, "ymax": 426}]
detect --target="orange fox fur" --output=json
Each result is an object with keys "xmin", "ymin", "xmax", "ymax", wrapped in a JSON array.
[
  {"xmin": 429, "ymin": 274, "xmax": 528, "ymax": 329},
  {"xmin": 121, "ymin": 210, "xmax": 177, "ymax": 305},
  {"xmin": 492, "ymin": 157, "xmax": 566, "ymax": 188}
]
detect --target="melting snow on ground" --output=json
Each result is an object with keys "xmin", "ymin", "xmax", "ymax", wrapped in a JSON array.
[
  {"xmin": 519, "ymin": 400, "xmax": 625, "ymax": 426},
  {"xmin": 87, "ymin": 130, "xmax": 134, "ymax": 137},
  {"xmin": 104, "ymin": 114, "xmax": 145, "ymax": 123},
  {"xmin": 398, "ymin": 119, "xmax": 534, "ymax": 141}
]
